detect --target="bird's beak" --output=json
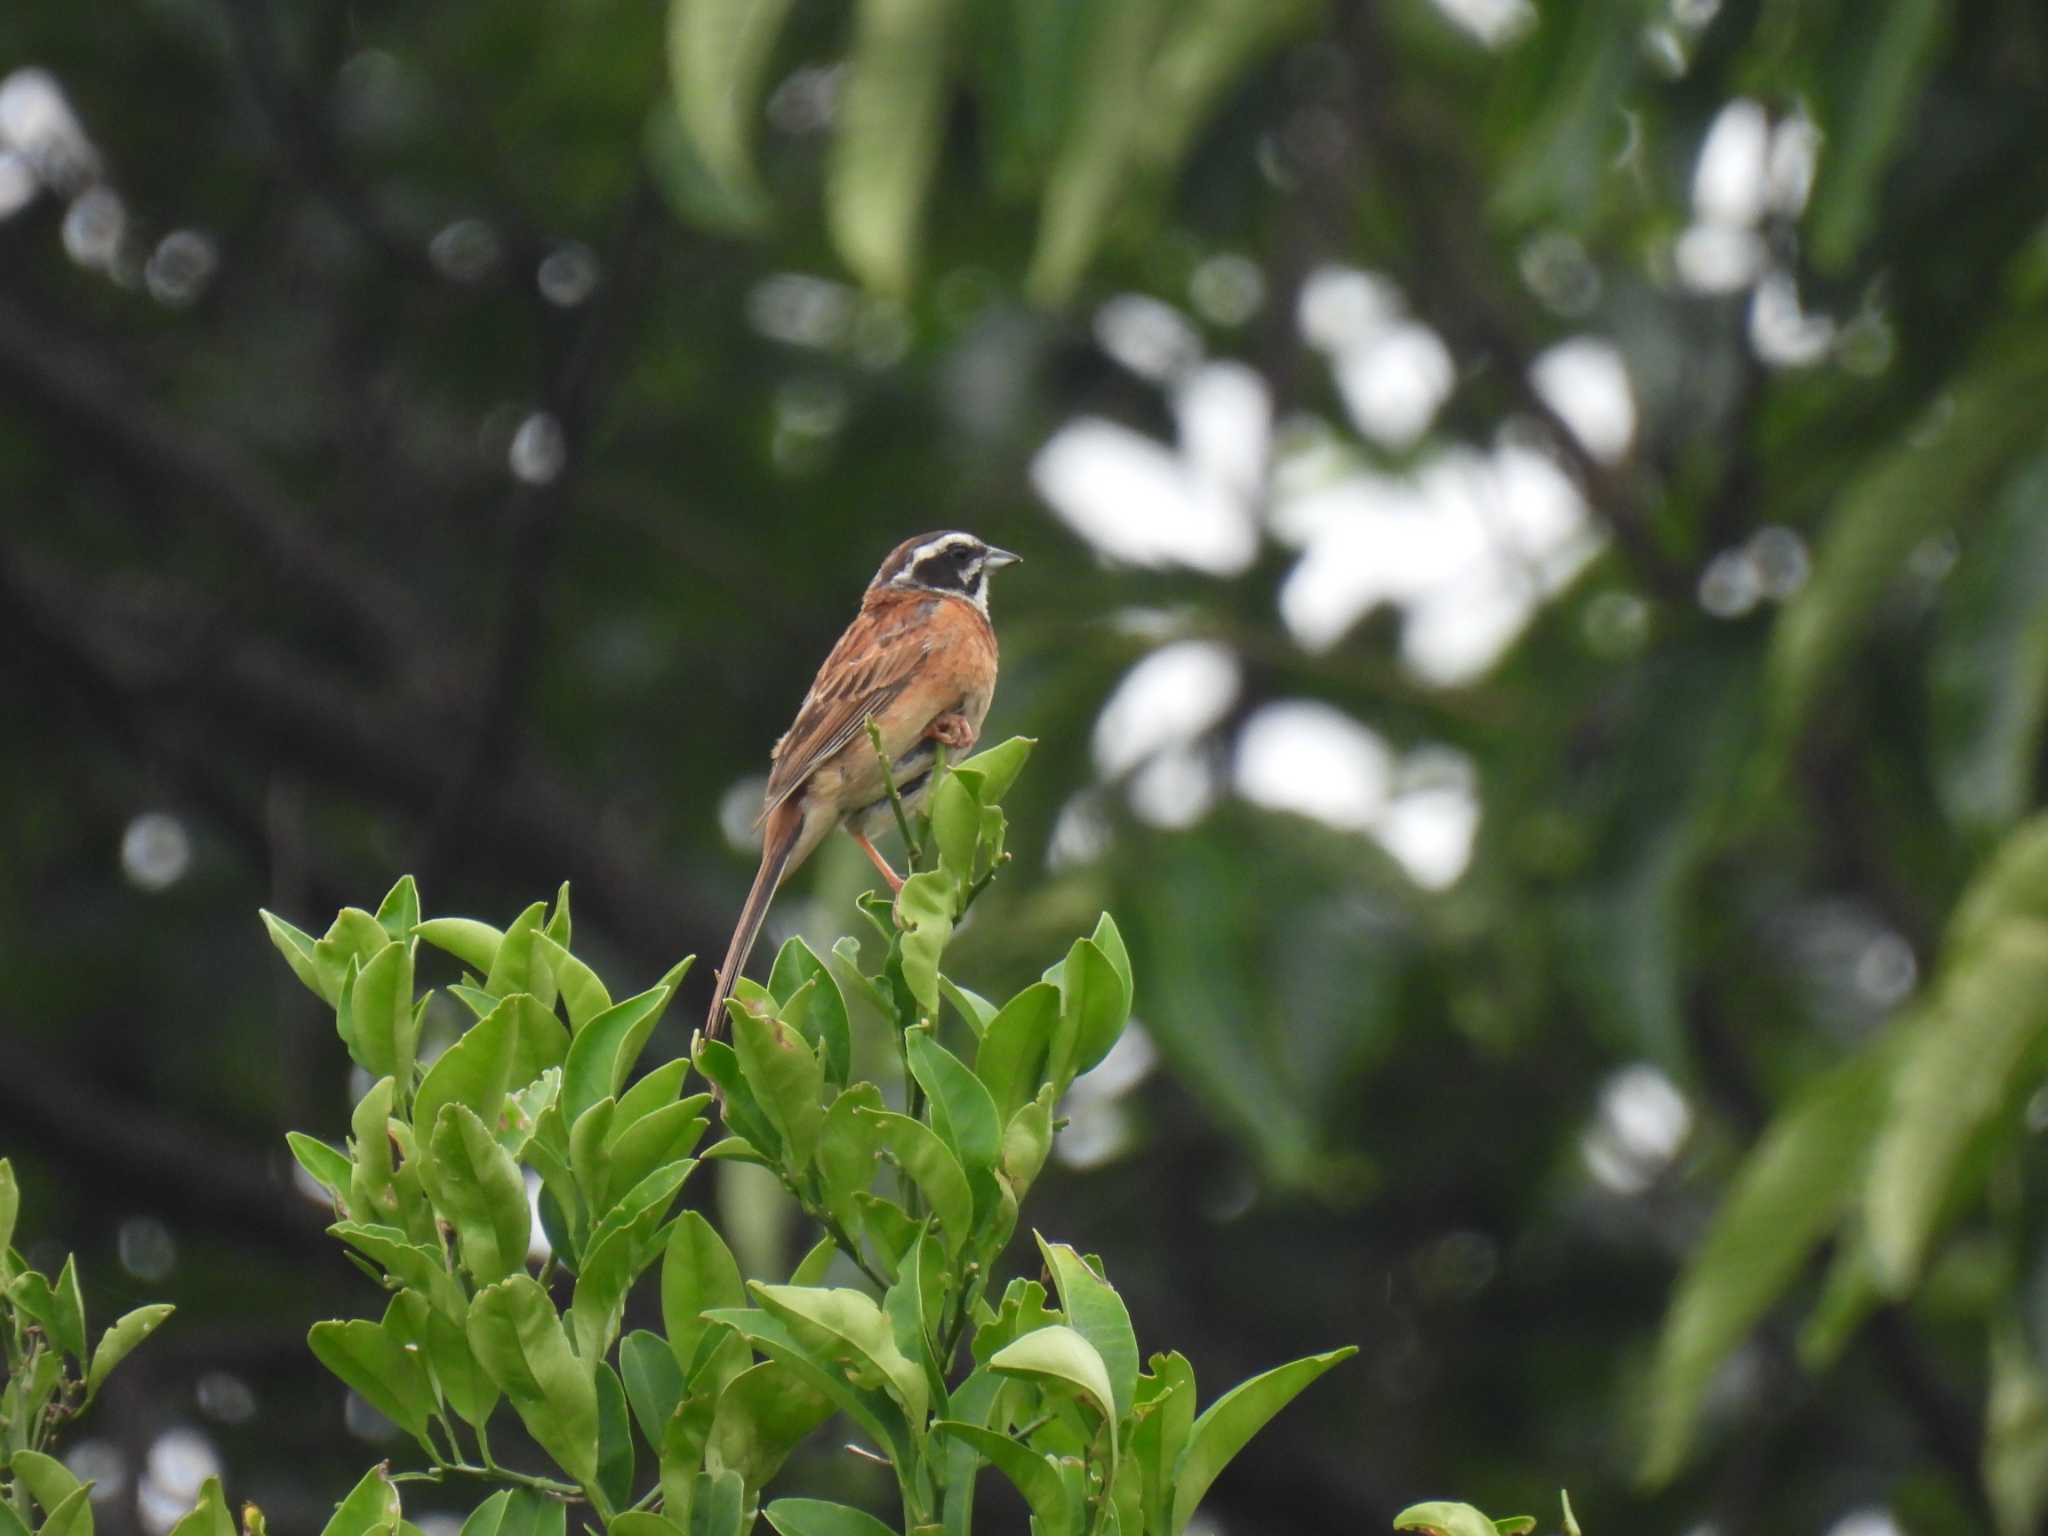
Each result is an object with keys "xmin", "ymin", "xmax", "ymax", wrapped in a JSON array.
[{"xmin": 984, "ymin": 546, "xmax": 1022, "ymax": 569}]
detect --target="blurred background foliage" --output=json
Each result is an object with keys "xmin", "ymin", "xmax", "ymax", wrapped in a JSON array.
[{"xmin": 3, "ymin": 0, "xmax": 2048, "ymax": 1532}]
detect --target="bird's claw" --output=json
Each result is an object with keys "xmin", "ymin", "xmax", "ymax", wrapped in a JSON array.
[{"xmin": 926, "ymin": 712, "xmax": 976, "ymax": 752}]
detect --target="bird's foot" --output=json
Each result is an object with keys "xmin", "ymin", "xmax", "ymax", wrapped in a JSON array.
[{"xmin": 926, "ymin": 711, "xmax": 976, "ymax": 753}]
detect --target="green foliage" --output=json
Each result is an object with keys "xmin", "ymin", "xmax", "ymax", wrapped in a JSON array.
[
  {"xmin": 254, "ymin": 752, "xmax": 1348, "ymax": 1533},
  {"xmin": 0, "ymin": 1159, "xmax": 174, "ymax": 1535}
]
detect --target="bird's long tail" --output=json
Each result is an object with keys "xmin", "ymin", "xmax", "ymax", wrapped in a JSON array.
[{"xmin": 705, "ymin": 799, "xmax": 804, "ymax": 1040}]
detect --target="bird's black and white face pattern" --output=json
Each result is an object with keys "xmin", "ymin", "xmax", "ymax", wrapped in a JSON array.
[{"xmin": 876, "ymin": 530, "xmax": 1021, "ymax": 615}]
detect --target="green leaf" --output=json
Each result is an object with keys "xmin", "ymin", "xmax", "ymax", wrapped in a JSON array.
[
  {"xmin": 1001, "ymin": 1089, "xmax": 1055, "ymax": 1200},
  {"xmin": 907, "ymin": 1030, "xmax": 1001, "ymax": 1173},
  {"xmin": 730, "ymin": 1006, "xmax": 825, "ymax": 1171},
  {"xmin": 1643, "ymin": 1037, "xmax": 1896, "ymax": 1482},
  {"xmin": 12, "ymin": 1451, "xmax": 91, "ymax": 1536},
  {"xmin": 318, "ymin": 1464, "xmax": 403, "ymax": 1536},
  {"xmin": 573, "ymin": 1159, "xmax": 694, "ymax": 1361},
  {"xmin": 261, "ymin": 910, "xmax": 332, "ymax": 1003},
  {"xmin": 1805, "ymin": 0, "xmax": 1948, "ymax": 271},
  {"xmin": 894, "ymin": 871, "xmax": 956, "ymax": 1016},
  {"xmin": 621, "ymin": 1328, "xmax": 686, "ymax": 1448},
  {"xmin": 414, "ymin": 917, "xmax": 506, "ymax": 975},
  {"xmin": 1169, "ymin": 1346, "xmax": 1356, "ymax": 1534},
  {"xmin": 1867, "ymin": 924, "xmax": 2048, "ymax": 1293},
  {"xmin": 1133, "ymin": 1352, "xmax": 1196, "ymax": 1536},
  {"xmin": 347, "ymin": 1075, "xmax": 399, "ymax": 1227},
  {"xmin": 938, "ymin": 1370, "xmax": 1004, "ymax": 1536},
  {"xmin": 763, "ymin": 1501, "xmax": 900, "ymax": 1536},
  {"xmin": 86, "ymin": 1303, "xmax": 175, "ymax": 1403},
  {"xmin": 615, "ymin": 1061, "xmax": 697, "ymax": 1132},
  {"xmin": 565, "ymin": 979, "xmax": 685, "ymax": 1125},
  {"xmin": 414, "ymin": 996, "xmax": 523, "ymax": 1151},
  {"xmin": 424, "ymin": 1102, "xmax": 533, "ymax": 1285},
  {"xmin": 456, "ymin": 1490, "xmax": 565, "ymax": 1536},
  {"xmin": 35, "ymin": 1484, "xmax": 94, "ymax": 1536},
  {"xmin": 1055, "ymin": 936, "xmax": 1128, "ymax": 1084},
  {"xmin": 1931, "ymin": 455, "xmax": 2048, "ymax": 834},
  {"xmin": 929, "ymin": 766, "xmax": 982, "ymax": 883},
  {"xmin": 884, "ymin": 1221, "xmax": 948, "ymax": 1412},
  {"xmin": 610, "ymin": 1519, "xmax": 687, "ymax": 1536},
  {"xmin": 750, "ymin": 1282, "xmax": 928, "ymax": 1426},
  {"xmin": 990, "ymin": 1324, "xmax": 1118, "ymax": 1461},
  {"xmin": 349, "ymin": 938, "xmax": 418, "ymax": 1087},
  {"xmin": 976, "ymin": 982, "xmax": 1061, "ymax": 1119},
  {"xmin": 664, "ymin": 1210, "xmax": 748, "ymax": 1379},
  {"xmin": 955, "ymin": 737, "xmax": 1034, "ymax": 803},
  {"xmin": 485, "ymin": 901, "xmax": 553, "ymax": 1007},
  {"xmin": 856, "ymin": 1108, "xmax": 973, "ymax": 1252},
  {"xmin": 417, "ymin": 1293, "xmax": 500, "ymax": 1429},
  {"xmin": 0, "ymin": 1158, "xmax": 14, "ymax": 1258},
  {"xmin": 704, "ymin": 1306, "xmax": 913, "ymax": 1470},
  {"xmin": 535, "ymin": 934, "xmax": 612, "ymax": 1032},
  {"xmin": 770, "ymin": 937, "xmax": 852, "ymax": 1087},
  {"xmin": 666, "ymin": 0, "xmax": 791, "ymax": 218},
  {"xmin": 288, "ymin": 1132, "xmax": 353, "ymax": 1205},
  {"xmin": 830, "ymin": 936, "xmax": 896, "ymax": 1024},
  {"xmin": 374, "ymin": 874, "xmax": 420, "ymax": 938},
  {"xmin": 817, "ymin": 1083, "xmax": 883, "ymax": 1234},
  {"xmin": 690, "ymin": 1469, "xmax": 745, "ymax": 1536},
  {"xmin": 938, "ymin": 977, "xmax": 997, "ymax": 1038},
  {"xmin": 1036, "ymin": 1235, "xmax": 1138, "ymax": 1422},
  {"xmin": 608, "ymin": 1101, "xmax": 711, "ymax": 1206},
  {"xmin": 931, "ymin": 1421, "xmax": 1069, "ymax": 1530},
  {"xmin": 1766, "ymin": 329, "xmax": 2048, "ymax": 762},
  {"xmin": 309, "ymin": 1317, "xmax": 438, "ymax": 1451},
  {"xmin": 162, "ymin": 1478, "xmax": 236, "ymax": 1536},
  {"xmin": 596, "ymin": 1360, "xmax": 635, "ymax": 1516},
  {"xmin": 1392, "ymin": 1504, "xmax": 1503, "ymax": 1536},
  {"xmin": 707, "ymin": 1360, "xmax": 836, "ymax": 1491},
  {"xmin": 1090, "ymin": 912, "xmax": 1132, "ymax": 1002},
  {"xmin": 52, "ymin": 1252, "xmax": 88, "ymax": 1360},
  {"xmin": 825, "ymin": 0, "xmax": 957, "ymax": 298},
  {"xmin": 468, "ymin": 1274, "xmax": 601, "ymax": 1490}
]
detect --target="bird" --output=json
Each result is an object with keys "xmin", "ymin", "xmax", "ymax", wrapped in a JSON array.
[{"xmin": 703, "ymin": 530, "xmax": 1021, "ymax": 1040}]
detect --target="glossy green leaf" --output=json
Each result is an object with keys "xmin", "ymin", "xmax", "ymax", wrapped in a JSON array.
[
  {"xmin": 261, "ymin": 910, "xmax": 332, "ymax": 1004},
  {"xmin": 413, "ymin": 917, "xmax": 505, "ymax": 975},
  {"xmin": 414, "ymin": 997, "xmax": 522, "ymax": 1150},
  {"xmin": 86, "ymin": 1302, "xmax": 175, "ymax": 1402},
  {"xmin": 288, "ymin": 1132, "xmax": 353, "ymax": 1205},
  {"xmin": 883, "ymin": 1221, "xmax": 948, "ymax": 1411},
  {"xmin": 596, "ymin": 1360, "xmax": 635, "ymax": 1515},
  {"xmin": 484, "ymin": 900, "xmax": 553, "ymax": 1008},
  {"xmin": 622, "ymin": 1327, "xmax": 686, "ymax": 1447},
  {"xmin": 1169, "ymin": 1346, "xmax": 1356, "ymax": 1534},
  {"xmin": 703, "ymin": 1305, "xmax": 913, "ymax": 1470},
  {"xmin": 309, "ymin": 1317, "xmax": 438, "ymax": 1450},
  {"xmin": 664, "ymin": 1210, "xmax": 749, "ymax": 1379},
  {"xmin": 566, "ymin": 979, "xmax": 684, "ymax": 1125},
  {"xmin": 608, "ymin": 1100, "xmax": 711, "ymax": 1204},
  {"xmin": 318, "ymin": 1464, "xmax": 403, "ymax": 1536},
  {"xmin": 1134, "ymin": 1352, "xmax": 1196, "ymax": 1536},
  {"xmin": 35, "ymin": 1484, "xmax": 93, "ymax": 1536},
  {"xmin": 573, "ymin": 1159, "xmax": 694, "ymax": 1360},
  {"xmin": 349, "ymin": 938, "xmax": 417, "ymax": 1087},
  {"xmin": 990, "ymin": 1324, "xmax": 1118, "ymax": 1459},
  {"xmin": 1001, "ymin": 1088, "xmax": 1055, "ymax": 1199},
  {"xmin": 424, "ymin": 1102, "xmax": 532, "ymax": 1285},
  {"xmin": 707, "ymin": 1359, "xmax": 836, "ymax": 1491},
  {"xmin": 52, "ymin": 1253, "xmax": 87, "ymax": 1360},
  {"xmin": 535, "ymin": 932, "xmax": 612, "ymax": 1031},
  {"xmin": 770, "ymin": 936, "xmax": 852, "ymax": 1087},
  {"xmin": 931, "ymin": 1420, "xmax": 1069, "ymax": 1530},
  {"xmin": 347, "ymin": 1075, "xmax": 399, "ymax": 1227},
  {"xmin": 929, "ymin": 765, "xmax": 982, "ymax": 882},
  {"xmin": 468, "ymin": 1274, "xmax": 601, "ymax": 1489},
  {"xmin": 976, "ymin": 982, "xmax": 1060, "ymax": 1119},
  {"xmin": 763, "ymin": 1501, "xmax": 900, "ymax": 1536},
  {"xmin": 938, "ymin": 977, "xmax": 997, "ymax": 1038},
  {"xmin": 750, "ymin": 1281, "xmax": 928, "ymax": 1426},
  {"xmin": 956, "ymin": 737, "xmax": 1034, "ymax": 804},
  {"xmin": 1037, "ymin": 1234, "xmax": 1138, "ymax": 1421},
  {"xmin": 856, "ymin": 1107, "xmax": 973, "ymax": 1252},
  {"xmin": 817, "ymin": 1082, "xmax": 883, "ymax": 1233},
  {"xmin": 1392, "ymin": 1504, "xmax": 1504, "ymax": 1536},
  {"xmin": 609, "ymin": 1518, "xmax": 686, "ymax": 1536},
  {"xmin": 894, "ymin": 870, "xmax": 955, "ymax": 1015},
  {"xmin": 730, "ymin": 1005, "xmax": 825, "ymax": 1171},
  {"xmin": 1056, "ymin": 935, "xmax": 1127, "ymax": 1084},
  {"xmin": 162, "ymin": 1478, "xmax": 235, "ymax": 1536},
  {"xmin": 12, "ymin": 1451, "xmax": 90, "ymax": 1536},
  {"xmin": 373, "ymin": 874, "xmax": 419, "ymax": 938},
  {"xmin": 908, "ymin": 1029, "xmax": 1001, "ymax": 1172}
]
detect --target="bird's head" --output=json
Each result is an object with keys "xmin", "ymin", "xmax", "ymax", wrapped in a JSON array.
[{"xmin": 873, "ymin": 531, "xmax": 1021, "ymax": 615}]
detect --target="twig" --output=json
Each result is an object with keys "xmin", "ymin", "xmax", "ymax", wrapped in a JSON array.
[
  {"xmin": 866, "ymin": 718, "xmax": 920, "ymax": 871},
  {"xmin": 391, "ymin": 1462, "xmax": 581, "ymax": 1500}
]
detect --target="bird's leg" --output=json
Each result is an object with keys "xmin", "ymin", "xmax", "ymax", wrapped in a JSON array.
[
  {"xmin": 850, "ymin": 829, "xmax": 906, "ymax": 892},
  {"xmin": 926, "ymin": 711, "xmax": 976, "ymax": 752}
]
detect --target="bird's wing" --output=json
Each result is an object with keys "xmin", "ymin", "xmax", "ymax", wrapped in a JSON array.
[{"xmin": 759, "ymin": 597, "xmax": 933, "ymax": 819}]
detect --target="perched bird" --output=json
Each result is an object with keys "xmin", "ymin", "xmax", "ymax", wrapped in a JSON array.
[{"xmin": 704, "ymin": 530, "xmax": 1020, "ymax": 1039}]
